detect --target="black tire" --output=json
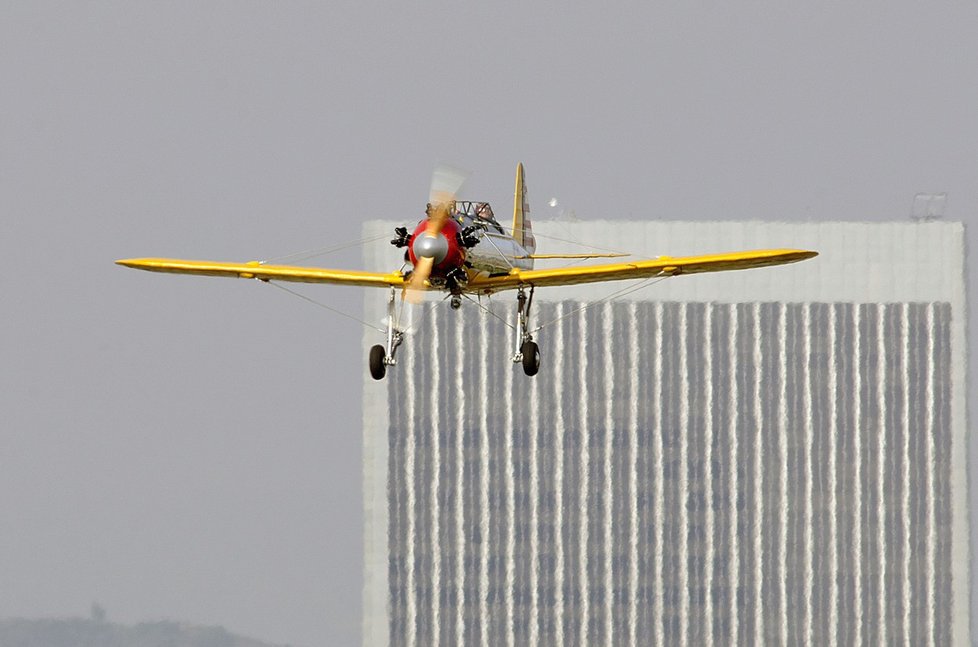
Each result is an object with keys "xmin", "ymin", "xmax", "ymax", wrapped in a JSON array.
[
  {"xmin": 521, "ymin": 340, "xmax": 540, "ymax": 376},
  {"xmin": 369, "ymin": 344, "xmax": 387, "ymax": 380}
]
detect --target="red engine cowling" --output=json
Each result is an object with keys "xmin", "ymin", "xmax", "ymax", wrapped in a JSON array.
[{"xmin": 407, "ymin": 218, "xmax": 465, "ymax": 276}]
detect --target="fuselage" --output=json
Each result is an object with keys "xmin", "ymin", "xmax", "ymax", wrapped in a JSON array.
[
  {"xmin": 467, "ymin": 231, "xmax": 534, "ymax": 275},
  {"xmin": 405, "ymin": 200, "xmax": 532, "ymax": 291}
]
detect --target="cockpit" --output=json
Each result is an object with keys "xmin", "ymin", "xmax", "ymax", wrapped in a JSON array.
[{"xmin": 451, "ymin": 200, "xmax": 506, "ymax": 235}]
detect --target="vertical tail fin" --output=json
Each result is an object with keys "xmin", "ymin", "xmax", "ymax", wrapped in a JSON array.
[{"xmin": 512, "ymin": 163, "xmax": 536, "ymax": 254}]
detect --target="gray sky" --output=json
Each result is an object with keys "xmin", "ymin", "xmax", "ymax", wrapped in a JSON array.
[{"xmin": 2, "ymin": 3, "xmax": 976, "ymax": 646}]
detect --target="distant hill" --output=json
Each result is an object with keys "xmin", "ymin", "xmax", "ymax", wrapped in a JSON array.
[{"xmin": 0, "ymin": 617, "xmax": 290, "ymax": 647}]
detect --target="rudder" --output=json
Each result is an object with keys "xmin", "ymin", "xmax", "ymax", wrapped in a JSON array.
[{"xmin": 512, "ymin": 163, "xmax": 536, "ymax": 254}]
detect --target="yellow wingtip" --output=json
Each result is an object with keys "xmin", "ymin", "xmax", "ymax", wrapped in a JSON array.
[{"xmin": 116, "ymin": 258, "xmax": 151, "ymax": 269}]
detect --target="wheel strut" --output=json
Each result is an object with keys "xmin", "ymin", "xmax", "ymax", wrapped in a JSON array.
[
  {"xmin": 370, "ymin": 287, "xmax": 404, "ymax": 380},
  {"xmin": 385, "ymin": 287, "xmax": 404, "ymax": 364},
  {"xmin": 512, "ymin": 285, "xmax": 537, "ymax": 370}
]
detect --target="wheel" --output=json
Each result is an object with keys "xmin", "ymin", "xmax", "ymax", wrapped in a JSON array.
[
  {"xmin": 521, "ymin": 340, "xmax": 540, "ymax": 376},
  {"xmin": 369, "ymin": 344, "xmax": 387, "ymax": 380}
]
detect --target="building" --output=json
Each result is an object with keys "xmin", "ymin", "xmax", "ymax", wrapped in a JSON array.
[{"xmin": 361, "ymin": 220, "xmax": 968, "ymax": 646}]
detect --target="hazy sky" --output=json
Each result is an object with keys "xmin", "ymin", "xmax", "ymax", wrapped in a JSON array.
[{"xmin": 2, "ymin": 3, "xmax": 976, "ymax": 646}]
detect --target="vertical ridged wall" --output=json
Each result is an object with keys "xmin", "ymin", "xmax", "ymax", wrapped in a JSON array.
[{"xmin": 385, "ymin": 300, "xmax": 953, "ymax": 646}]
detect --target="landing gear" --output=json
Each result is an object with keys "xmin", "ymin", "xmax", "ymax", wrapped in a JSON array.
[
  {"xmin": 512, "ymin": 285, "xmax": 540, "ymax": 376},
  {"xmin": 445, "ymin": 267, "xmax": 468, "ymax": 301},
  {"xmin": 369, "ymin": 345, "xmax": 387, "ymax": 380},
  {"xmin": 369, "ymin": 287, "xmax": 404, "ymax": 381},
  {"xmin": 520, "ymin": 340, "xmax": 540, "ymax": 376}
]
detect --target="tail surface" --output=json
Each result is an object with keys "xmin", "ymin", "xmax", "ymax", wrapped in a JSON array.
[{"xmin": 512, "ymin": 163, "xmax": 536, "ymax": 254}]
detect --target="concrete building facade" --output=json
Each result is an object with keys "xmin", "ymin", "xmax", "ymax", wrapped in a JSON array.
[{"xmin": 361, "ymin": 221, "xmax": 967, "ymax": 646}]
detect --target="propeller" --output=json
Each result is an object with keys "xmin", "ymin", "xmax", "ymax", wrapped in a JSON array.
[{"xmin": 405, "ymin": 165, "xmax": 468, "ymax": 302}]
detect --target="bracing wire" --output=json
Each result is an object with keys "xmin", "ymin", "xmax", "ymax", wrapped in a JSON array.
[
  {"xmin": 481, "ymin": 234, "xmax": 516, "ymax": 270},
  {"xmin": 260, "ymin": 233, "xmax": 390, "ymax": 265},
  {"xmin": 394, "ymin": 292, "xmax": 445, "ymax": 333},
  {"xmin": 515, "ymin": 228, "xmax": 634, "ymax": 257},
  {"xmin": 264, "ymin": 269, "xmax": 669, "ymax": 340},
  {"xmin": 529, "ymin": 274, "xmax": 671, "ymax": 334},
  {"xmin": 462, "ymin": 271, "xmax": 671, "ymax": 335},
  {"xmin": 257, "ymin": 221, "xmax": 668, "ymax": 340},
  {"xmin": 263, "ymin": 280, "xmax": 386, "ymax": 333},
  {"xmin": 462, "ymin": 293, "xmax": 516, "ymax": 331}
]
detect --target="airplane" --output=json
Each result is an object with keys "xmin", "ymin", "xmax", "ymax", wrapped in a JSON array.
[{"xmin": 117, "ymin": 163, "xmax": 818, "ymax": 380}]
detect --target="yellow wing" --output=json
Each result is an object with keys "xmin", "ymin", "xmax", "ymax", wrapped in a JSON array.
[
  {"xmin": 466, "ymin": 248, "xmax": 817, "ymax": 293},
  {"xmin": 118, "ymin": 248, "xmax": 816, "ymax": 292},
  {"xmin": 116, "ymin": 258, "xmax": 406, "ymax": 288}
]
